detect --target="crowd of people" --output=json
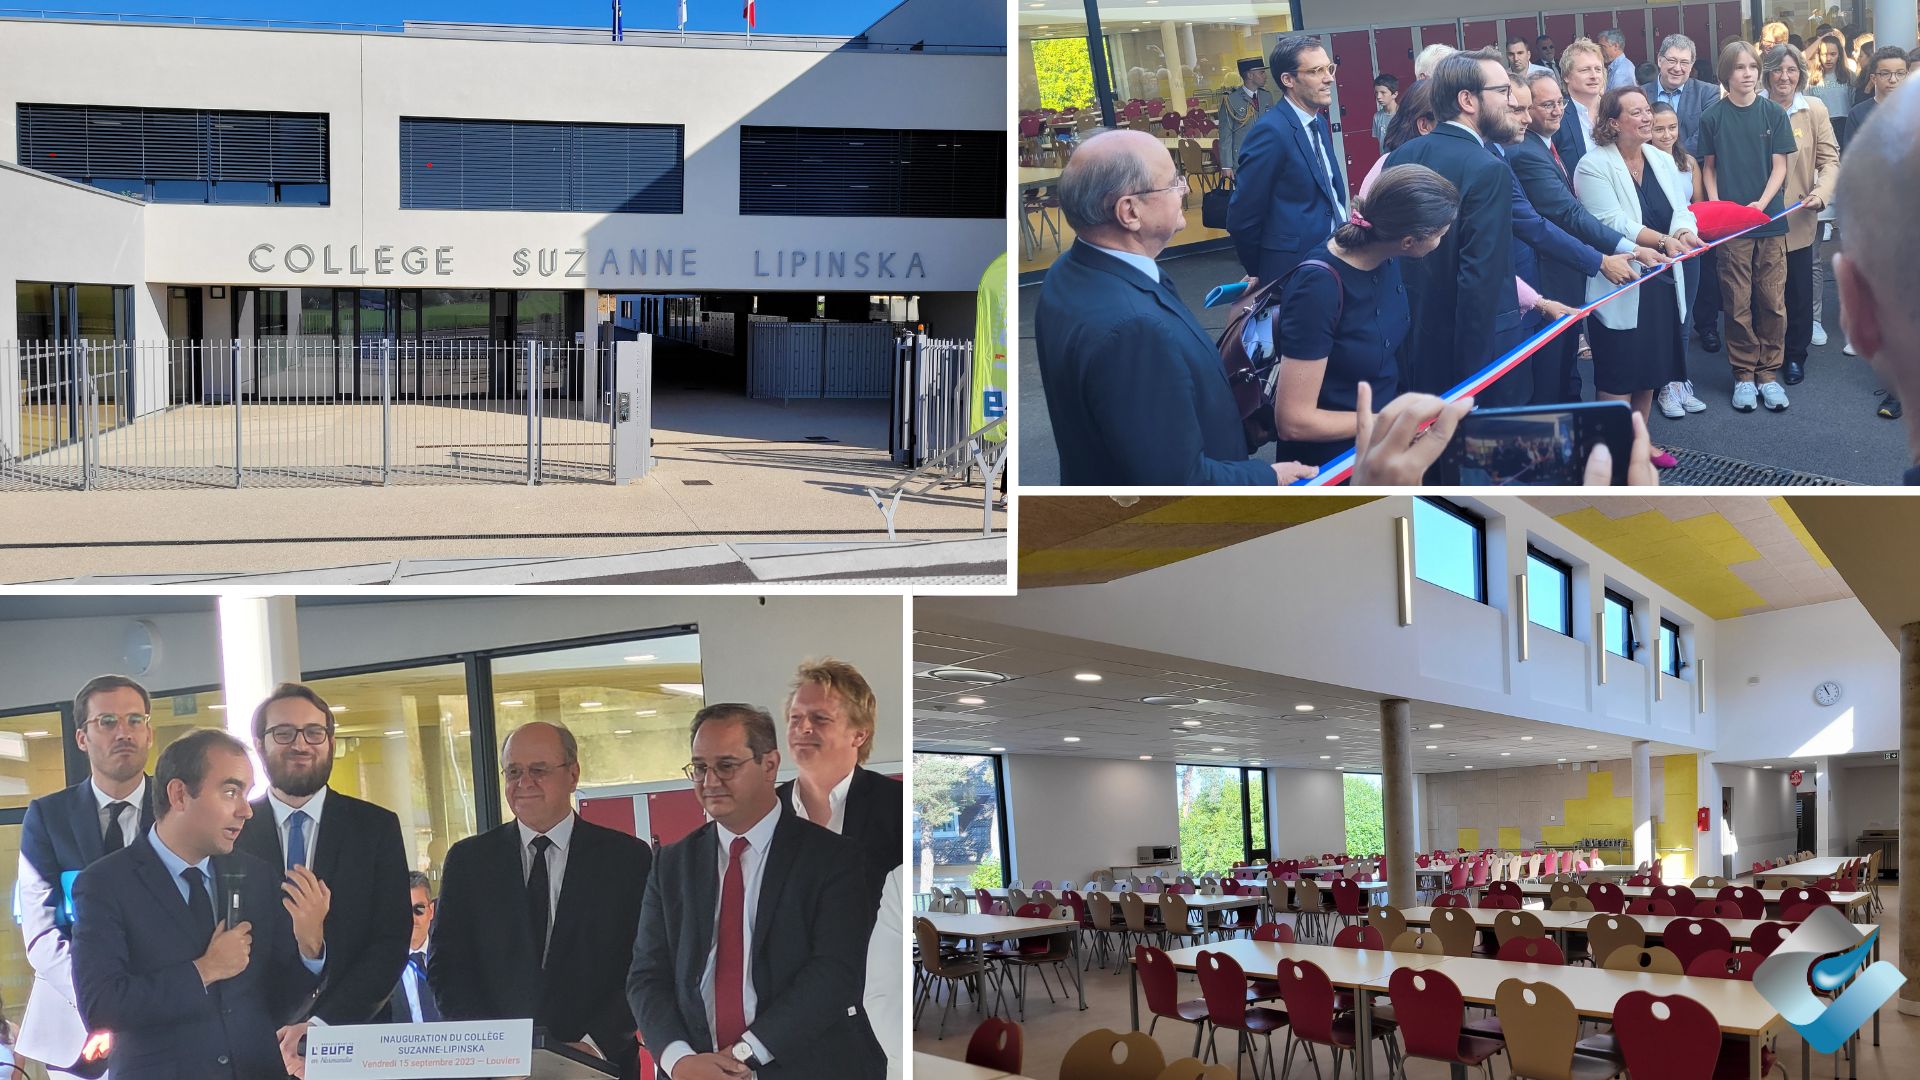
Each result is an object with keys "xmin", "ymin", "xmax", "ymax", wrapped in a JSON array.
[
  {"xmin": 16, "ymin": 661, "xmax": 904, "ymax": 1079},
  {"xmin": 1034, "ymin": 18, "xmax": 1920, "ymax": 487}
]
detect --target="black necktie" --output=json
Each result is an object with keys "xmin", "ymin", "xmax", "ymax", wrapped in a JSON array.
[
  {"xmin": 526, "ymin": 835, "xmax": 553, "ymax": 966},
  {"xmin": 181, "ymin": 866, "xmax": 215, "ymax": 935},
  {"xmin": 102, "ymin": 801, "xmax": 131, "ymax": 854}
]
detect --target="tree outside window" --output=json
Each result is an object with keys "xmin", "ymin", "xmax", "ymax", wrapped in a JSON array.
[{"xmin": 1344, "ymin": 773, "xmax": 1384, "ymax": 856}]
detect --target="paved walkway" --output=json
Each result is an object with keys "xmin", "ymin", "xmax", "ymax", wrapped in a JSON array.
[{"xmin": 1020, "ymin": 243, "xmax": 1909, "ymax": 485}]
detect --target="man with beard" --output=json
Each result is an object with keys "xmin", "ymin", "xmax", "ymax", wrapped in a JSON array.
[
  {"xmin": 775, "ymin": 659, "xmax": 901, "ymax": 909},
  {"xmin": 1384, "ymin": 50, "xmax": 1526, "ymax": 401},
  {"xmin": 18, "ymin": 675, "xmax": 159, "ymax": 1077},
  {"xmin": 235, "ymin": 682, "xmax": 410, "ymax": 1026}
]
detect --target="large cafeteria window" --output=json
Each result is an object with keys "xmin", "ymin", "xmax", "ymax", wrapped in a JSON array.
[
  {"xmin": 912, "ymin": 752, "xmax": 1009, "ymax": 890},
  {"xmin": 1414, "ymin": 497, "xmax": 1487, "ymax": 603},
  {"xmin": 1175, "ymin": 764, "xmax": 1266, "ymax": 874},
  {"xmin": 1660, "ymin": 618, "xmax": 1683, "ymax": 677},
  {"xmin": 1526, "ymin": 548, "xmax": 1573, "ymax": 636},
  {"xmin": 1343, "ymin": 772, "xmax": 1384, "ymax": 857},
  {"xmin": 1604, "ymin": 589, "xmax": 1638, "ymax": 659}
]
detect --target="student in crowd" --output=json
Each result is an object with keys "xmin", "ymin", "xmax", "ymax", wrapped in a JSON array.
[
  {"xmin": 1268, "ymin": 163, "xmax": 1460, "ymax": 468},
  {"xmin": 1647, "ymin": 101, "xmax": 1709, "ymax": 420},
  {"xmin": 1034, "ymin": 129, "xmax": 1320, "ymax": 485},
  {"xmin": 1641, "ymin": 33, "xmax": 1724, "ymax": 355},
  {"xmin": 1598, "ymin": 29, "xmax": 1638, "ymax": 90},
  {"xmin": 1698, "ymin": 39, "xmax": 1796, "ymax": 413},
  {"xmin": 1844, "ymin": 44, "xmax": 1909, "ymax": 418},
  {"xmin": 1762, "ymin": 44, "xmax": 1839, "ymax": 389},
  {"xmin": 1760, "ymin": 22, "xmax": 1791, "ymax": 51},
  {"xmin": 1848, "ymin": 33, "xmax": 1877, "ymax": 104},
  {"xmin": 1806, "ymin": 33, "xmax": 1851, "ymax": 146},
  {"xmin": 1372, "ymin": 74, "xmax": 1400, "ymax": 148},
  {"xmin": 1574, "ymin": 86, "xmax": 1705, "ymax": 469},
  {"xmin": 1832, "ymin": 73, "xmax": 1920, "ymax": 478},
  {"xmin": 1556, "ymin": 38, "xmax": 1610, "ymax": 174}
]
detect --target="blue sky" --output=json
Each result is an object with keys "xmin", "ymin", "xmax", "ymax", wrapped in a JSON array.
[{"xmin": 74, "ymin": 0, "xmax": 906, "ymax": 35}]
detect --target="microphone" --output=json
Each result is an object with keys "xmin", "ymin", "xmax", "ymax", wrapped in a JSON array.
[{"xmin": 221, "ymin": 869, "xmax": 246, "ymax": 931}]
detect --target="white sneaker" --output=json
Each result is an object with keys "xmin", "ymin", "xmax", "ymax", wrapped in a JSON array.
[
  {"xmin": 1759, "ymin": 381, "xmax": 1790, "ymax": 411},
  {"xmin": 1732, "ymin": 381, "xmax": 1758, "ymax": 412},
  {"xmin": 1680, "ymin": 381, "xmax": 1708, "ymax": 413},
  {"xmin": 1658, "ymin": 383, "xmax": 1687, "ymax": 418},
  {"xmin": 1843, "ymin": 342, "xmax": 1859, "ymax": 356},
  {"xmin": 1811, "ymin": 322, "xmax": 1828, "ymax": 346}
]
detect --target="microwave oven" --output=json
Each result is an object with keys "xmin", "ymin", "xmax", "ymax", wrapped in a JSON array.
[{"xmin": 1137, "ymin": 844, "xmax": 1179, "ymax": 863}]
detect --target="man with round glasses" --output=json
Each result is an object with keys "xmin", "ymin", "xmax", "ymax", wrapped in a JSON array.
[
  {"xmin": 235, "ymin": 682, "xmax": 412, "ymax": 1028},
  {"xmin": 18, "ymin": 675, "xmax": 158, "ymax": 1077}
]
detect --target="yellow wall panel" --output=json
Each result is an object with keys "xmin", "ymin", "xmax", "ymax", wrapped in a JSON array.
[
  {"xmin": 1458, "ymin": 828, "xmax": 1479, "ymax": 850},
  {"xmin": 1497, "ymin": 827, "xmax": 1522, "ymax": 850}
]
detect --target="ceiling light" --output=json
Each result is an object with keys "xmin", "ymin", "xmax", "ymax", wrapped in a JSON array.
[
  {"xmin": 500, "ymin": 699, "xmax": 524, "ymax": 707},
  {"xmin": 1249, "ymin": 760, "xmax": 1262, "ymax": 765},
  {"xmin": 1521, "ymin": 736, "xmax": 1533, "ymax": 741},
  {"xmin": 1426, "ymin": 744, "xmax": 1438, "ymax": 750},
  {"xmin": 1464, "ymin": 765, "xmax": 1475, "ymax": 769},
  {"xmin": 384, "ymin": 729, "xmax": 404, "ymax": 736},
  {"xmin": 1337, "ymin": 766, "xmax": 1346, "ymax": 770},
  {"xmin": 1295, "ymin": 704, "xmax": 1314, "ymax": 712},
  {"xmin": 990, "ymin": 746, "xmax": 1006, "ymax": 752},
  {"xmin": 1764, "ymin": 764, "xmax": 1773, "ymax": 769},
  {"xmin": 928, "ymin": 668, "xmax": 1009, "ymax": 685},
  {"xmin": 1319, "ymin": 754, "xmax": 1332, "ymax": 760},
  {"xmin": 1063, "ymin": 736, "xmax": 1081, "ymax": 743},
  {"xmin": 1429, "ymin": 723, "xmax": 1444, "ymax": 729},
  {"xmin": 579, "ymin": 701, "xmax": 603, "ymax": 708},
  {"xmin": 1586, "ymin": 745, "xmax": 1598, "ymax": 750},
  {"xmin": 329, "ymin": 705, "xmax": 348, "ymax": 713},
  {"xmin": 1558, "ymin": 757, "xmax": 1567, "ymax": 762},
  {"xmin": 623, "ymin": 654, "xmax": 655, "ymax": 662},
  {"xmin": 1139, "ymin": 754, "xmax": 1153, "ymax": 760},
  {"xmin": 957, "ymin": 696, "xmax": 985, "ymax": 705},
  {"xmin": 1500, "ymin": 752, "xmax": 1511, "ymax": 756},
  {"xmin": 1143, "ymin": 695, "xmax": 1200, "ymax": 706},
  {"xmin": 635, "ymin": 709, "xmax": 657, "ymax": 716},
  {"xmin": 1181, "ymin": 719, "xmax": 1203, "ymax": 727},
  {"xmin": 613, "ymin": 729, "xmax": 633, "ymax": 735},
  {"xmin": 1074, "ymin": 672, "xmax": 1103, "ymax": 682},
  {"xmin": 208, "ymin": 704, "xmax": 225, "ymax": 711},
  {"xmin": 23, "ymin": 730, "xmax": 50, "ymax": 738},
  {"xmin": 661, "ymin": 683, "xmax": 703, "ymax": 696},
  {"xmin": 1326, "ymin": 735, "xmax": 1341, "ymax": 741},
  {"xmin": 1212, "ymin": 747, "xmax": 1226, "ymax": 752}
]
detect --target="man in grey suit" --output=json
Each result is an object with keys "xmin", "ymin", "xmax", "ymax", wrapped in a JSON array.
[
  {"xmin": 1216, "ymin": 57, "xmax": 1272, "ymax": 182},
  {"xmin": 1643, "ymin": 33, "xmax": 1725, "ymax": 352}
]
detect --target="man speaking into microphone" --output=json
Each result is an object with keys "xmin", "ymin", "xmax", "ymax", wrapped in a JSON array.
[{"xmin": 71, "ymin": 729, "xmax": 330, "ymax": 1080}]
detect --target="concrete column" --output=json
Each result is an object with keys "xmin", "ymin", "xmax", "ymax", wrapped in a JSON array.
[
  {"xmin": 1160, "ymin": 20, "xmax": 1188, "ymax": 108},
  {"xmin": 1877, "ymin": 0, "xmax": 1917, "ymax": 72},
  {"xmin": 1381, "ymin": 699, "xmax": 1417, "ymax": 910},
  {"xmin": 216, "ymin": 596, "xmax": 301, "ymax": 799},
  {"xmin": 1631, "ymin": 741, "xmax": 1653, "ymax": 869},
  {"xmin": 1814, "ymin": 756, "xmax": 1838, "ymax": 857},
  {"xmin": 1898, "ymin": 621, "xmax": 1920, "ymax": 1016}
]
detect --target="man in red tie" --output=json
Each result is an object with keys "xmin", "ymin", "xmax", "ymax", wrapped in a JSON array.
[{"xmin": 629, "ymin": 704, "xmax": 883, "ymax": 1080}]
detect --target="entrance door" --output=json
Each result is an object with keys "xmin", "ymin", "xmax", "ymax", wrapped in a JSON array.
[
  {"xmin": 1795, "ymin": 791, "xmax": 1817, "ymax": 855},
  {"xmin": 167, "ymin": 286, "xmax": 204, "ymax": 403}
]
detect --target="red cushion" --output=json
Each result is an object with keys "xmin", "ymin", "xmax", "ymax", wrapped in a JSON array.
[{"xmin": 1692, "ymin": 200, "xmax": 1772, "ymax": 241}]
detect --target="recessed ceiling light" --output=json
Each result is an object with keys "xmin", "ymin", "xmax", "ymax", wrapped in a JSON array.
[
  {"xmin": 329, "ymin": 706, "xmax": 348, "ymax": 713},
  {"xmin": 624, "ymin": 654, "xmax": 655, "ymax": 662},
  {"xmin": 384, "ymin": 729, "xmax": 403, "ymax": 736},
  {"xmin": 500, "ymin": 699, "xmax": 524, "ymax": 707},
  {"xmin": 579, "ymin": 701, "xmax": 603, "ymax": 708},
  {"xmin": 1143, "ymin": 695, "xmax": 1200, "ymax": 706},
  {"xmin": 1558, "ymin": 757, "xmax": 1567, "ymax": 762},
  {"xmin": 1212, "ymin": 747, "xmax": 1226, "ymax": 752},
  {"xmin": 957, "ymin": 696, "xmax": 985, "ymax": 705},
  {"xmin": 1326, "ymin": 735, "xmax": 1341, "ymax": 741},
  {"xmin": 1063, "ymin": 736, "xmax": 1081, "ymax": 743},
  {"xmin": 1337, "ymin": 766, "xmax": 1346, "ymax": 770},
  {"xmin": 1074, "ymin": 672, "xmax": 1103, "ymax": 682},
  {"xmin": 990, "ymin": 746, "xmax": 1006, "ymax": 752},
  {"xmin": 1520, "ymin": 736, "xmax": 1533, "ymax": 741},
  {"xmin": 1426, "ymin": 744, "xmax": 1438, "ymax": 750},
  {"xmin": 1586, "ymin": 745, "xmax": 1598, "ymax": 750},
  {"xmin": 1763, "ymin": 764, "xmax": 1773, "ymax": 769},
  {"xmin": 1319, "ymin": 754, "xmax": 1332, "ymax": 760},
  {"xmin": 929, "ymin": 668, "xmax": 1009, "ymax": 685},
  {"xmin": 1295, "ymin": 704, "xmax": 1314, "ymax": 712},
  {"xmin": 1181, "ymin": 719, "xmax": 1203, "ymax": 727},
  {"xmin": 1139, "ymin": 754, "xmax": 1153, "ymax": 760},
  {"xmin": 1429, "ymin": 723, "xmax": 1444, "ymax": 729},
  {"xmin": 635, "ymin": 709, "xmax": 657, "ymax": 716},
  {"xmin": 1249, "ymin": 760, "xmax": 1262, "ymax": 765},
  {"xmin": 1464, "ymin": 765, "xmax": 1475, "ymax": 769},
  {"xmin": 1500, "ymin": 752, "xmax": 1511, "ymax": 756},
  {"xmin": 613, "ymin": 729, "xmax": 633, "ymax": 735},
  {"xmin": 23, "ymin": 730, "xmax": 50, "ymax": 738},
  {"xmin": 208, "ymin": 704, "xmax": 225, "ymax": 711}
]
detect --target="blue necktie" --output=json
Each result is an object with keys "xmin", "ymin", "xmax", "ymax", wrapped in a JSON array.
[
  {"xmin": 286, "ymin": 810, "xmax": 309, "ymax": 873},
  {"xmin": 1307, "ymin": 117, "xmax": 1345, "ymax": 222}
]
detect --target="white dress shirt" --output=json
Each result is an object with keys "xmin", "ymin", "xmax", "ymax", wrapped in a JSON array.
[
  {"xmin": 268, "ymin": 784, "xmax": 328, "ymax": 868},
  {"xmin": 1446, "ymin": 119, "xmax": 1486, "ymax": 146},
  {"xmin": 516, "ymin": 811, "xmax": 576, "ymax": 960},
  {"xmin": 658, "ymin": 800, "xmax": 782, "ymax": 1077},
  {"xmin": 92, "ymin": 776, "xmax": 146, "ymax": 846},
  {"xmin": 147, "ymin": 827, "xmax": 325, "ymax": 975},
  {"xmin": 1083, "ymin": 242, "xmax": 1160, "ymax": 283},
  {"xmin": 865, "ymin": 867, "xmax": 904, "ymax": 1079},
  {"xmin": 790, "ymin": 769, "xmax": 854, "ymax": 834}
]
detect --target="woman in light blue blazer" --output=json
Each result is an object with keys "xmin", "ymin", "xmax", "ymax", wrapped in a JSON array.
[{"xmin": 1574, "ymin": 86, "xmax": 1708, "ymax": 470}]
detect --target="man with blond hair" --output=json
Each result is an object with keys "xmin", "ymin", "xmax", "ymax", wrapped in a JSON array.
[{"xmin": 776, "ymin": 659, "xmax": 901, "ymax": 905}]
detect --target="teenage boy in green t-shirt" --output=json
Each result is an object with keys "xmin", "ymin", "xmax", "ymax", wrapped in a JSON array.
[{"xmin": 1698, "ymin": 39, "xmax": 1797, "ymax": 413}]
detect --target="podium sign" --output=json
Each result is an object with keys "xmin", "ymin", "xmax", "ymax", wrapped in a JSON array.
[{"xmin": 306, "ymin": 1019, "xmax": 534, "ymax": 1079}]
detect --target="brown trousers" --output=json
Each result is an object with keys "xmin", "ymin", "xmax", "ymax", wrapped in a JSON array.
[{"xmin": 1716, "ymin": 235, "xmax": 1788, "ymax": 383}]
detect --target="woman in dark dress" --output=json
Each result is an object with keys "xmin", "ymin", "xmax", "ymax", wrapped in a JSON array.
[{"xmin": 1268, "ymin": 163, "xmax": 1460, "ymax": 467}]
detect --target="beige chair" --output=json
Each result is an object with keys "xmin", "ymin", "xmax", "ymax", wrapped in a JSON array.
[
  {"xmin": 1061, "ymin": 1027, "xmax": 1167, "ymax": 1080},
  {"xmin": 1690, "ymin": 876, "xmax": 1729, "ymax": 890},
  {"xmin": 913, "ymin": 917, "xmax": 988, "ymax": 1038},
  {"xmin": 1265, "ymin": 881, "xmax": 1292, "ymax": 922},
  {"xmin": 1550, "ymin": 896, "xmax": 1596, "ymax": 913},
  {"xmin": 1367, "ymin": 904, "xmax": 1408, "ymax": 946},
  {"xmin": 1584, "ymin": 915, "xmax": 1645, "ymax": 969},
  {"xmin": 1430, "ymin": 907, "xmax": 1477, "ymax": 957},
  {"xmin": 1155, "ymin": 1058, "xmax": 1234, "ymax": 1080},
  {"xmin": 1495, "ymin": 979, "xmax": 1626, "ymax": 1079},
  {"xmin": 1390, "ymin": 929, "xmax": 1445, "ymax": 954},
  {"xmin": 1160, "ymin": 892, "xmax": 1211, "ymax": 947},
  {"xmin": 1007, "ymin": 888, "xmax": 1030, "ymax": 911},
  {"xmin": 1119, "ymin": 891, "xmax": 1159, "ymax": 959},
  {"xmin": 1295, "ymin": 877, "xmax": 1328, "ymax": 942},
  {"xmin": 1493, "ymin": 908, "xmax": 1546, "ymax": 947},
  {"xmin": 1601, "ymin": 946, "xmax": 1683, "ymax": 976},
  {"xmin": 1548, "ymin": 882, "xmax": 1583, "ymax": 907},
  {"xmin": 1086, "ymin": 892, "xmax": 1130, "ymax": 970}
]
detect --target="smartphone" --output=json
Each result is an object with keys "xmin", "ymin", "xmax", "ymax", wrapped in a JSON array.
[{"xmin": 1429, "ymin": 401, "xmax": 1634, "ymax": 486}]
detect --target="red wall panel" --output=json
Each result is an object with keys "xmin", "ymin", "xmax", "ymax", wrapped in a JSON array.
[
  {"xmin": 1543, "ymin": 13, "xmax": 1578, "ymax": 54},
  {"xmin": 1578, "ymin": 10, "xmax": 1618, "ymax": 41},
  {"xmin": 1615, "ymin": 9, "xmax": 1649, "ymax": 63},
  {"xmin": 1373, "ymin": 25, "xmax": 1416, "ymax": 92},
  {"xmin": 646, "ymin": 788, "xmax": 708, "ymax": 845},
  {"xmin": 1462, "ymin": 19, "xmax": 1501, "ymax": 51},
  {"xmin": 580, "ymin": 794, "xmax": 638, "ymax": 836},
  {"xmin": 1329, "ymin": 29, "xmax": 1379, "ymax": 200},
  {"xmin": 1418, "ymin": 22, "xmax": 1460, "ymax": 51},
  {"xmin": 1505, "ymin": 16, "xmax": 1542, "ymax": 50},
  {"xmin": 1651, "ymin": 5, "xmax": 1683, "ymax": 50},
  {"xmin": 1713, "ymin": 1, "xmax": 1746, "ymax": 50}
]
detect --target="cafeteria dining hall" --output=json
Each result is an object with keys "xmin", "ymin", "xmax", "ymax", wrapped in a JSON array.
[{"xmin": 911, "ymin": 494, "xmax": 1920, "ymax": 1080}]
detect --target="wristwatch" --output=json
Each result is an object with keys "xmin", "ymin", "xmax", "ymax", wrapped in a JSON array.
[{"xmin": 729, "ymin": 1041, "xmax": 762, "ymax": 1069}]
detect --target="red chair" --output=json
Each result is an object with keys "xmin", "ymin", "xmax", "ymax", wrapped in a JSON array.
[
  {"xmin": 1135, "ymin": 946, "xmax": 1213, "ymax": 1057},
  {"xmin": 1388, "ymin": 967, "xmax": 1505, "ymax": 1078},
  {"xmin": 1435, "ymin": 892, "xmax": 1471, "ymax": 908},
  {"xmin": 1253, "ymin": 922, "xmax": 1296, "ymax": 943},
  {"xmin": 1329, "ymin": 877, "xmax": 1365, "ymax": 933},
  {"xmin": 1586, "ymin": 882, "xmax": 1627, "ymax": 914},
  {"xmin": 1331, "ymin": 924, "xmax": 1385, "ymax": 950},
  {"xmin": 965, "ymin": 1017, "xmax": 1023, "ymax": 1073},
  {"xmin": 1780, "ymin": 886, "xmax": 1831, "ymax": 910},
  {"xmin": 974, "ymin": 887, "xmax": 994, "ymax": 911},
  {"xmin": 1715, "ymin": 885, "xmax": 1765, "ymax": 919},
  {"xmin": 1469, "ymin": 859, "xmax": 1490, "ymax": 894},
  {"xmin": 1653, "ymin": 884, "xmax": 1697, "ymax": 910},
  {"xmin": 1495, "ymin": 936, "xmax": 1566, "ymax": 965},
  {"xmin": 1693, "ymin": 899, "xmax": 1748, "ymax": 919},
  {"xmin": 1275, "ymin": 958, "xmax": 1401, "ymax": 1080},
  {"xmin": 1448, "ymin": 863, "xmax": 1470, "ymax": 893},
  {"xmin": 1417, "ymin": 854, "xmax": 1432, "ymax": 868},
  {"xmin": 1613, "ymin": 992, "xmax": 1721, "ymax": 1079},
  {"xmin": 1477, "ymin": 894, "xmax": 1521, "ymax": 910},
  {"xmin": 1626, "ymin": 874, "xmax": 1654, "ymax": 887},
  {"xmin": 1686, "ymin": 950, "xmax": 1765, "ymax": 981},
  {"xmin": 1196, "ymin": 950, "xmax": 1288, "ymax": 1077},
  {"xmin": 1624, "ymin": 898, "xmax": 1676, "ymax": 916},
  {"xmin": 1487, "ymin": 880, "xmax": 1522, "ymax": 901},
  {"xmin": 1661, "ymin": 918, "xmax": 1733, "ymax": 971},
  {"xmin": 1780, "ymin": 902, "xmax": 1823, "ymax": 922},
  {"xmin": 1749, "ymin": 921, "xmax": 1794, "ymax": 958}
]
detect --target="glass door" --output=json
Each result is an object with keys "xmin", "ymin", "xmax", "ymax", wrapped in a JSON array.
[{"xmin": 167, "ymin": 286, "xmax": 205, "ymax": 404}]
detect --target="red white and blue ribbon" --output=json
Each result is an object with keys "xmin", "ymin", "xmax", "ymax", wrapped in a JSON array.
[{"xmin": 1292, "ymin": 202, "xmax": 1804, "ymax": 486}]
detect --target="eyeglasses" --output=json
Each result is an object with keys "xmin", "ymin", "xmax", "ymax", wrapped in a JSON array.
[
  {"xmin": 265, "ymin": 724, "xmax": 331, "ymax": 746},
  {"xmin": 1482, "ymin": 84, "xmax": 1515, "ymax": 97},
  {"xmin": 1534, "ymin": 99, "xmax": 1567, "ymax": 111},
  {"xmin": 502, "ymin": 762, "xmax": 568, "ymax": 784},
  {"xmin": 1123, "ymin": 174, "xmax": 1189, "ymax": 199},
  {"xmin": 411, "ymin": 903, "xmax": 430, "ymax": 916},
  {"xmin": 682, "ymin": 755, "xmax": 763, "ymax": 783},
  {"xmin": 85, "ymin": 713, "xmax": 150, "ymax": 732},
  {"xmin": 1296, "ymin": 63, "xmax": 1338, "ymax": 78},
  {"xmin": 1874, "ymin": 69, "xmax": 1907, "ymax": 81}
]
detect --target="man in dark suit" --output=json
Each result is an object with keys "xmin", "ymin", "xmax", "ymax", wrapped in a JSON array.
[
  {"xmin": 71, "ymin": 729, "xmax": 330, "ymax": 1080},
  {"xmin": 775, "ymin": 659, "xmax": 901, "ymax": 909},
  {"xmin": 429, "ymin": 721, "xmax": 651, "ymax": 1078},
  {"xmin": 629, "ymin": 704, "xmax": 883, "ymax": 1080},
  {"xmin": 1643, "ymin": 32, "xmax": 1726, "ymax": 351},
  {"xmin": 1385, "ymin": 50, "xmax": 1525, "ymax": 402},
  {"xmin": 1228, "ymin": 33, "xmax": 1347, "ymax": 286},
  {"xmin": 386, "ymin": 872, "xmax": 440, "ymax": 1024},
  {"xmin": 18, "ymin": 675, "xmax": 158, "ymax": 1077},
  {"xmin": 235, "ymin": 682, "xmax": 411, "ymax": 1027},
  {"xmin": 1033, "ymin": 129, "xmax": 1318, "ymax": 485}
]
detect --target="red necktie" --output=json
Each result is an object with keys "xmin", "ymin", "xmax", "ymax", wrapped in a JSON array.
[
  {"xmin": 1550, "ymin": 140, "xmax": 1565, "ymax": 174},
  {"xmin": 714, "ymin": 836, "xmax": 749, "ymax": 1048}
]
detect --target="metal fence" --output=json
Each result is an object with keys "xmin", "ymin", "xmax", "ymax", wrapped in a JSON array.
[
  {"xmin": 746, "ymin": 321, "xmax": 898, "ymax": 401},
  {"xmin": 890, "ymin": 332, "xmax": 979, "ymax": 470},
  {"xmin": 1, "ymin": 338, "xmax": 615, "ymax": 491}
]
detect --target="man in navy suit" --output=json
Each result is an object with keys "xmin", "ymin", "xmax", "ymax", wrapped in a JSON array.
[
  {"xmin": 1034, "ymin": 129, "xmax": 1319, "ymax": 485},
  {"xmin": 1643, "ymin": 33, "xmax": 1725, "ymax": 351},
  {"xmin": 18, "ymin": 675, "xmax": 159, "ymax": 1078},
  {"xmin": 1228, "ymin": 34, "xmax": 1347, "ymax": 286},
  {"xmin": 71, "ymin": 728, "xmax": 330, "ymax": 1080},
  {"xmin": 1384, "ymin": 50, "xmax": 1525, "ymax": 402}
]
